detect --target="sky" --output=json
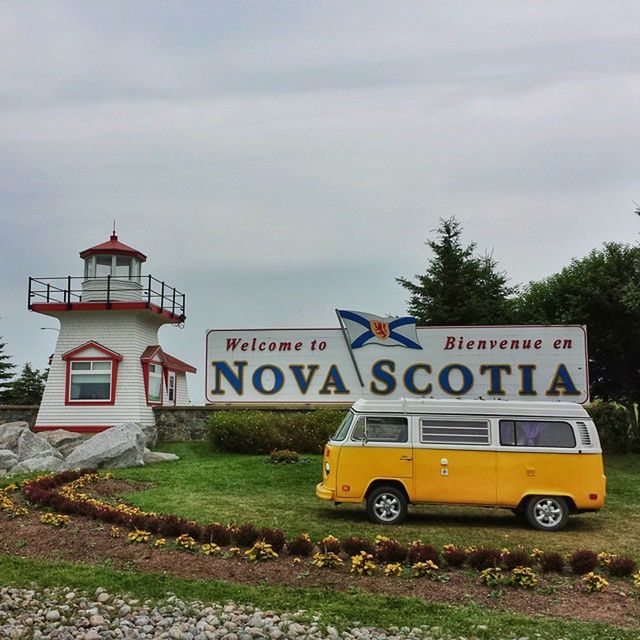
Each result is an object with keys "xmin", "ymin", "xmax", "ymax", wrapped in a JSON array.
[{"xmin": 1, "ymin": 1, "xmax": 639, "ymax": 401}]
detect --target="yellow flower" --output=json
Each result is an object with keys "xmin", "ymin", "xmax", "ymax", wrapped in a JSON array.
[
  {"xmin": 201, "ymin": 543, "xmax": 221, "ymax": 556},
  {"xmin": 127, "ymin": 529, "xmax": 151, "ymax": 544},
  {"xmin": 229, "ymin": 547, "xmax": 241, "ymax": 556},
  {"xmin": 350, "ymin": 551, "xmax": 376, "ymax": 576},
  {"xmin": 292, "ymin": 557, "xmax": 302, "ymax": 565},
  {"xmin": 384, "ymin": 563, "xmax": 403, "ymax": 577},
  {"xmin": 176, "ymin": 534, "xmax": 197, "ymax": 551},
  {"xmin": 109, "ymin": 526, "xmax": 121, "ymax": 538},
  {"xmin": 531, "ymin": 548, "xmax": 544, "ymax": 559},
  {"xmin": 583, "ymin": 572, "xmax": 608, "ymax": 593},
  {"xmin": 412, "ymin": 560, "xmax": 439, "ymax": 578},
  {"xmin": 154, "ymin": 538, "xmax": 167, "ymax": 548},
  {"xmin": 510, "ymin": 566, "xmax": 537, "ymax": 589},
  {"xmin": 311, "ymin": 552, "xmax": 343, "ymax": 569},
  {"xmin": 39, "ymin": 513, "xmax": 70, "ymax": 528},
  {"xmin": 245, "ymin": 541, "xmax": 278, "ymax": 562},
  {"xmin": 633, "ymin": 571, "xmax": 640, "ymax": 589}
]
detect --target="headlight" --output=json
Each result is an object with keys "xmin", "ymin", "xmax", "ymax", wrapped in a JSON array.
[{"xmin": 325, "ymin": 462, "xmax": 330, "ymax": 474}]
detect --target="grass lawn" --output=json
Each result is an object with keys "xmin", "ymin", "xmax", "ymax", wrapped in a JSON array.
[{"xmin": 113, "ymin": 443, "xmax": 640, "ymax": 560}]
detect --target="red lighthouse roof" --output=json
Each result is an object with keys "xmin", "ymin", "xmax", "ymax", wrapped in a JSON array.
[{"xmin": 79, "ymin": 233, "xmax": 147, "ymax": 262}]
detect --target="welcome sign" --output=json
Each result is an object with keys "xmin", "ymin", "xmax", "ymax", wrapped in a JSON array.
[{"xmin": 205, "ymin": 324, "xmax": 589, "ymax": 404}]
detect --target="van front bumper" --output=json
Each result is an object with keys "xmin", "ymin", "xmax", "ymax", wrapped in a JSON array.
[{"xmin": 316, "ymin": 482, "xmax": 335, "ymax": 501}]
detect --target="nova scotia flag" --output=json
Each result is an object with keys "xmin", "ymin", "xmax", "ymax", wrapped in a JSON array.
[{"xmin": 337, "ymin": 310, "xmax": 422, "ymax": 349}]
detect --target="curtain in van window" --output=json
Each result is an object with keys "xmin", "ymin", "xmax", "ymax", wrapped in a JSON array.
[{"xmin": 520, "ymin": 421, "xmax": 544, "ymax": 446}]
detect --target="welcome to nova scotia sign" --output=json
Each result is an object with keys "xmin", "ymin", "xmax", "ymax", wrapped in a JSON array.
[{"xmin": 205, "ymin": 324, "xmax": 589, "ymax": 404}]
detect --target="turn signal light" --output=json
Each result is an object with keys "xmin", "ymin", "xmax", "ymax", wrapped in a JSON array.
[
  {"xmin": 341, "ymin": 484, "xmax": 350, "ymax": 492},
  {"xmin": 589, "ymin": 493, "xmax": 598, "ymax": 500}
]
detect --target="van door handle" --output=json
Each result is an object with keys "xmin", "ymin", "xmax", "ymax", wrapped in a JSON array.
[{"xmin": 399, "ymin": 456, "xmax": 412, "ymax": 461}]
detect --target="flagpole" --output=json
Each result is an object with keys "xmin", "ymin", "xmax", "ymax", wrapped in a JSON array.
[{"xmin": 335, "ymin": 308, "xmax": 365, "ymax": 388}]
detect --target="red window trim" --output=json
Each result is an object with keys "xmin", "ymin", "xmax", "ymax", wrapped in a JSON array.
[
  {"xmin": 142, "ymin": 359, "xmax": 164, "ymax": 407},
  {"xmin": 64, "ymin": 356, "xmax": 119, "ymax": 406}
]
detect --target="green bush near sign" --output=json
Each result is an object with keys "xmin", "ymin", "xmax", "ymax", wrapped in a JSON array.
[
  {"xmin": 586, "ymin": 401, "xmax": 637, "ymax": 453},
  {"xmin": 206, "ymin": 409, "xmax": 346, "ymax": 454}
]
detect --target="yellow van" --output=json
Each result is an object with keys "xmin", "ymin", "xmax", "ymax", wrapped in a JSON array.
[{"xmin": 316, "ymin": 398, "xmax": 606, "ymax": 531}]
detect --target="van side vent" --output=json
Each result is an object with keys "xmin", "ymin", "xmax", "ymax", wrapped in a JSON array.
[
  {"xmin": 576, "ymin": 421, "xmax": 591, "ymax": 447},
  {"xmin": 420, "ymin": 419, "xmax": 490, "ymax": 446}
]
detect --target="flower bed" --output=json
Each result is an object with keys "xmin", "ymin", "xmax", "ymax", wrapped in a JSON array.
[{"xmin": 15, "ymin": 470, "xmax": 640, "ymax": 595}]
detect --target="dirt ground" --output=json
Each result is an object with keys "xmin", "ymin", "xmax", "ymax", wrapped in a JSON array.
[{"xmin": 0, "ymin": 480, "xmax": 638, "ymax": 629}]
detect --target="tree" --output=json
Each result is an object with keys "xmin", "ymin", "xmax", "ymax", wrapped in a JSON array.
[
  {"xmin": 396, "ymin": 217, "xmax": 517, "ymax": 325},
  {"xmin": 2, "ymin": 362, "xmax": 47, "ymax": 405},
  {"xmin": 0, "ymin": 337, "xmax": 15, "ymax": 402},
  {"xmin": 516, "ymin": 242, "xmax": 640, "ymax": 439}
]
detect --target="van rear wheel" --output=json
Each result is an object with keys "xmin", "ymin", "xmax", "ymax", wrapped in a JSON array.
[
  {"xmin": 525, "ymin": 496, "xmax": 570, "ymax": 532},
  {"xmin": 366, "ymin": 486, "xmax": 407, "ymax": 525}
]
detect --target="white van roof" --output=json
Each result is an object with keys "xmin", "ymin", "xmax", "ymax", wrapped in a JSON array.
[{"xmin": 351, "ymin": 398, "xmax": 589, "ymax": 419}]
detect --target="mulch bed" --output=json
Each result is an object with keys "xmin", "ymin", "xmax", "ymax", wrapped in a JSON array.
[{"xmin": 0, "ymin": 482, "xmax": 638, "ymax": 629}]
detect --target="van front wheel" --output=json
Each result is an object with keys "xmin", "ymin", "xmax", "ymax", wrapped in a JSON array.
[
  {"xmin": 366, "ymin": 486, "xmax": 408, "ymax": 525},
  {"xmin": 525, "ymin": 496, "xmax": 570, "ymax": 532}
]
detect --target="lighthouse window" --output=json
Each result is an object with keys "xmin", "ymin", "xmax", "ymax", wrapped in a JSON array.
[
  {"xmin": 148, "ymin": 364, "xmax": 163, "ymax": 403},
  {"xmin": 115, "ymin": 256, "xmax": 132, "ymax": 277},
  {"xmin": 96, "ymin": 256, "xmax": 112, "ymax": 277},
  {"xmin": 69, "ymin": 361, "xmax": 112, "ymax": 401}
]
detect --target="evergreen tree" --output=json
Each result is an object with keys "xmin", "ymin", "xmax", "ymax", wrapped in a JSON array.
[
  {"xmin": 3, "ymin": 363, "xmax": 47, "ymax": 405},
  {"xmin": 0, "ymin": 337, "xmax": 15, "ymax": 402},
  {"xmin": 396, "ymin": 217, "xmax": 517, "ymax": 325}
]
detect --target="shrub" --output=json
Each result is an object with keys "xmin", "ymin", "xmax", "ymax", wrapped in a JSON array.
[
  {"xmin": 586, "ymin": 401, "xmax": 632, "ymax": 453},
  {"xmin": 206, "ymin": 409, "xmax": 345, "ymax": 454},
  {"xmin": 503, "ymin": 548, "xmax": 532, "ymax": 570},
  {"xmin": 468, "ymin": 548, "xmax": 503, "ymax": 571},
  {"xmin": 607, "ymin": 556, "xmax": 637, "ymax": 578},
  {"xmin": 287, "ymin": 533, "xmax": 314, "ymax": 557},
  {"xmin": 176, "ymin": 533, "xmax": 197, "ymax": 551},
  {"xmin": 570, "ymin": 549, "xmax": 598, "ymax": 574},
  {"xmin": 408, "ymin": 541, "xmax": 439, "ymax": 565},
  {"xmin": 317, "ymin": 535, "xmax": 341, "ymax": 554},
  {"xmin": 203, "ymin": 523, "xmax": 232, "ymax": 546},
  {"xmin": 375, "ymin": 538, "xmax": 407, "ymax": 563},
  {"xmin": 258, "ymin": 527, "xmax": 286, "ymax": 553},
  {"xmin": 269, "ymin": 449, "xmax": 300, "ymax": 464},
  {"xmin": 540, "ymin": 552, "xmax": 565, "ymax": 574},
  {"xmin": 343, "ymin": 536, "xmax": 375, "ymax": 557},
  {"xmin": 442, "ymin": 544, "xmax": 467, "ymax": 568},
  {"xmin": 158, "ymin": 514, "xmax": 183, "ymax": 538},
  {"xmin": 233, "ymin": 523, "xmax": 260, "ymax": 547}
]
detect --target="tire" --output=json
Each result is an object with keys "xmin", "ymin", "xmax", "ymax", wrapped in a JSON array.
[
  {"xmin": 524, "ymin": 496, "xmax": 570, "ymax": 532},
  {"xmin": 366, "ymin": 486, "xmax": 408, "ymax": 525}
]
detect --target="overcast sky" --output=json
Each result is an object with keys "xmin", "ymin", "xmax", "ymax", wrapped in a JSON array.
[{"xmin": 1, "ymin": 1, "xmax": 639, "ymax": 401}]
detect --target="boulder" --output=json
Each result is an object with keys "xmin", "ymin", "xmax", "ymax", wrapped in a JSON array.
[
  {"xmin": 43, "ymin": 430, "xmax": 85, "ymax": 457},
  {"xmin": 17, "ymin": 430, "xmax": 62, "ymax": 462},
  {"xmin": 65, "ymin": 422, "xmax": 146, "ymax": 470},
  {"xmin": 0, "ymin": 422, "xmax": 30, "ymax": 452},
  {"xmin": 140, "ymin": 423, "xmax": 158, "ymax": 448},
  {"xmin": 143, "ymin": 449, "xmax": 180, "ymax": 464},
  {"xmin": 0, "ymin": 449, "xmax": 18, "ymax": 471},
  {"xmin": 10, "ymin": 455, "xmax": 70, "ymax": 475}
]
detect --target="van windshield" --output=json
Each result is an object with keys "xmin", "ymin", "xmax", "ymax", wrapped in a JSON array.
[{"xmin": 331, "ymin": 412, "xmax": 353, "ymax": 442}]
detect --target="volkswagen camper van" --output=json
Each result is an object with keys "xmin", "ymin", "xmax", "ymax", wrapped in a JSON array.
[{"xmin": 316, "ymin": 398, "xmax": 606, "ymax": 531}]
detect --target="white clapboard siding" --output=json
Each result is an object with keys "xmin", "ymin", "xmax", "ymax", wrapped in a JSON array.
[
  {"xmin": 175, "ymin": 372, "xmax": 191, "ymax": 405},
  {"xmin": 36, "ymin": 310, "xmax": 168, "ymax": 429}
]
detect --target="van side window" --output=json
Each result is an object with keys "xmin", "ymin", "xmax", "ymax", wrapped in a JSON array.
[
  {"xmin": 499, "ymin": 420, "xmax": 576, "ymax": 448},
  {"xmin": 420, "ymin": 419, "xmax": 489, "ymax": 446},
  {"xmin": 351, "ymin": 416, "xmax": 408, "ymax": 443}
]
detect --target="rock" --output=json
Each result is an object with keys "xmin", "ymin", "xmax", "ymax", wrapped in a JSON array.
[
  {"xmin": 65, "ymin": 423, "xmax": 146, "ymax": 470},
  {"xmin": 46, "ymin": 610, "xmax": 61, "ymax": 622},
  {"xmin": 43, "ymin": 430, "xmax": 85, "ymax": 457},
  {"xmin": 0, "ymin": 449, "xmax": 18, "ymax": 471},
  {"xmin": 0, "ymin": 422, "xmax": 29, "ymax": 451},
  {"xmin": 17, "ymin": 430, "xmax": 62, "ymax": 462},
  {"xmin": 143, "ymin": 450, "xmax": 180, "ymax": 464},
  {"xmin": 140, "ymin": 423, "xmax": 158, "ymax": 448},
  {"xmin": 9, "ymin": 455, "xmax": 70, "ymax": 475}
]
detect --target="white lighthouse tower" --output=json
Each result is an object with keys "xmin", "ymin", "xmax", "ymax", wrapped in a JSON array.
[{"xmin": 29, "ymin": 231, "xmax": 196, "ymax": 433}]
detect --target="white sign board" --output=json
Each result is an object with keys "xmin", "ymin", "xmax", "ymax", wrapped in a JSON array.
[{"xmin": 206, "ymin": 325, "xmax": 589, "ymax": 404}]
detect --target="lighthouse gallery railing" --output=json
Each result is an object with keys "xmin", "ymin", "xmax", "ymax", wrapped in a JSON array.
[{"xmin": 27, "ymin": 275, "xmax": 186, "ymax": 321}]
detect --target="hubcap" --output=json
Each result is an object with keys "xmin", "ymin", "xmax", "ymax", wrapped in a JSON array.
[
  {"xmin": 533, "ymin": 498, "xmax": 563, "ymax": 527},
  {"xmin": 373, "ymin": 493, "xmax": 400, "ymax": 522}
]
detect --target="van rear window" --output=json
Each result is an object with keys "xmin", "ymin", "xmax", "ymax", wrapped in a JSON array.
[
  {"xmin": 499, "ymin": 420, "xmax": 576, "ymax": 448},
  {"xmin": 420, "ymin": 419, "xmax": 490, "ymax": 446}
]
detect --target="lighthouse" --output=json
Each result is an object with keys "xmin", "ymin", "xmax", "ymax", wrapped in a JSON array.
[{"xmin": 28, "ymin": 231, "xmax": 196, "ymax": 433}]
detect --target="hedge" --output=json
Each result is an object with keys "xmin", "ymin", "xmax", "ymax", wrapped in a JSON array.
[
  {"xmin": 205, "ymin": 409, "xmax": 346, "ymax": 454},
  {"xmin": 586, "ymin": 400, "xmax": 636, "ymax": 453}
]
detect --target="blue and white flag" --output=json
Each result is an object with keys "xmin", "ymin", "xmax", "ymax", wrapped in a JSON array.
[{"xmin": 337, "ymin": 310, "xmax": 422, "ymax": 349}]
